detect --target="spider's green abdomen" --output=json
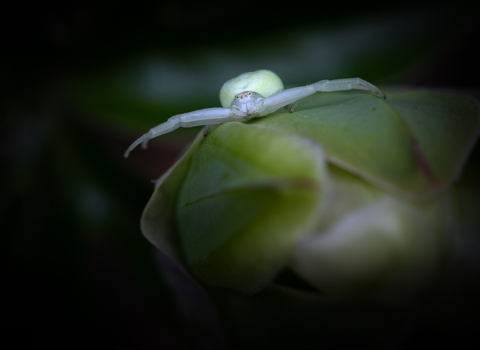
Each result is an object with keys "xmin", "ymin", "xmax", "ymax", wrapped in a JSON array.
[{"xmin": 219, "ymin": 70, "xmax": 284, "ymax": 108}]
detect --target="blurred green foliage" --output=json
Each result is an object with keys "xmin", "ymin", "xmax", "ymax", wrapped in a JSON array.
[{"xmin": 1, "ymin": 0, "xmax": 479, "ymax": 347}]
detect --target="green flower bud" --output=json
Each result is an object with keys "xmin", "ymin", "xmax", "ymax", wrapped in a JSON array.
[{"xmin": 141, "ymin": 89, "xmax": 480, "ymax": 348}]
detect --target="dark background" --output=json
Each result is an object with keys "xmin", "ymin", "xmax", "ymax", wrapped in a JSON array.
[{"xmin": 1, "ymin": 1, "xmax": 479, "ymax": 348}]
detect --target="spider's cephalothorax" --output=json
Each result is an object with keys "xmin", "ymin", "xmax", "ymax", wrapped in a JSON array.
[
  {"xmin": 231, "ymin": 91, "xmax": 265, "ymax": 117},
  {"xmin": 124, "ymin": 69, "xmax": 386, "ymax": 158}
]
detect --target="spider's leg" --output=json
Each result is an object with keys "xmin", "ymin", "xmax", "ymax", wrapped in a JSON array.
[
  {"xmin": 124, "ymin": 134, "xmax": 147, "ymax": 158},
  {"xmin": 289, "ymin": 101, "xmax": 300, "ymax": 113},
  {"xmin": 203, "ymin": 125, "xmax": 211, "ymax": 137},
  {"xmin": 123, "ymin": 119, "xmax": 179, "ymax": 158},
  {"xmin": 124, "ymin": 107, "xmax": 233, "ymax": 158},
  {"xmin": 261, "ymin": 78, "xmax": 384, "ymax": 118},
  {"xmin": 261, "ymin": 86, "xmax": 316, "ymax": 115},
  {"xmin": 313, "ymin": 78, "xmax": 386, "ymax": 99}
]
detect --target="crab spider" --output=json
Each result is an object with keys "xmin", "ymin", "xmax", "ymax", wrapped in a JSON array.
[{"xmin": 124, "ymin": 70, "xmax": 386, "ymax": 158}]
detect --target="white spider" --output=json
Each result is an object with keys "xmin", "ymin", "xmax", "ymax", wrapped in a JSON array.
[{"xmin": 124, "ymin": 70, "xmax": 386, "ymax": 158}]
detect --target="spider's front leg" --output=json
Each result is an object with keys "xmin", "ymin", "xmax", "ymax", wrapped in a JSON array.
[
  {"xmin": 124, "ymin": 107, "xmax": 234, "ymax": 158},
  {"xmin": 261, "ymin": 78, "xmax": 385, "ymax": 116},
  {"xmin": 313, "ymin": 78, "xmax": 386, "ymax": 99},
  {"xmin": 260, "ymin": 85, "xmax": 318, "ymax": 115}
]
